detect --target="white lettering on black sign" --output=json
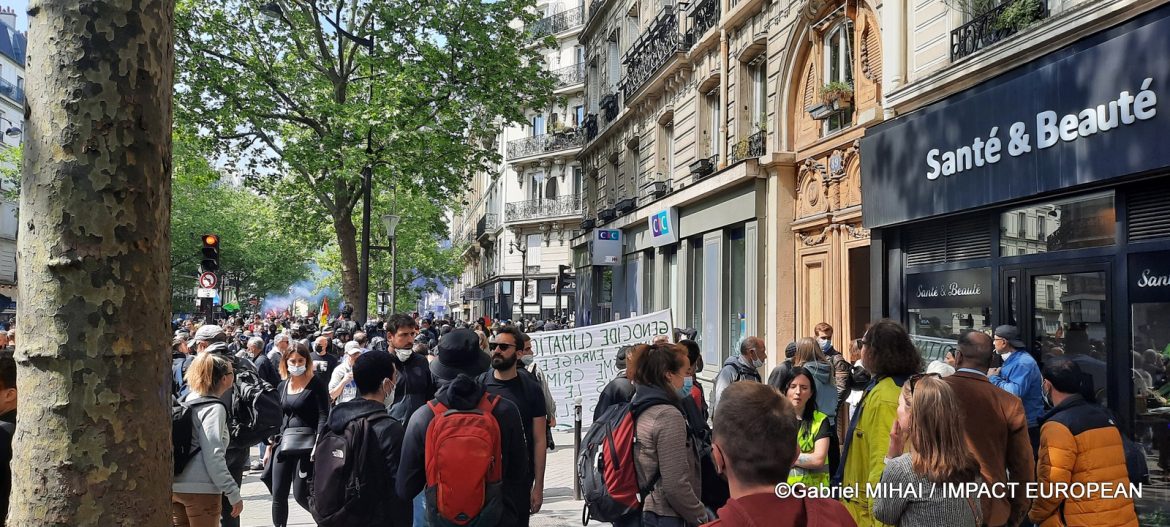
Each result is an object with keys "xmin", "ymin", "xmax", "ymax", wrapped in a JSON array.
[
  {"xmin": 1137, "ymin": 268, "xmax": 1170, "ymax": 288},
  {"xmin": 916, "ymin": 282, "xmax": 983, "ymax": 298}
]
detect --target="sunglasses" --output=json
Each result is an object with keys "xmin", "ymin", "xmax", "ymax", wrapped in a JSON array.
[
  {"xmin": 907, "ymin": 372, "xmax": 941, "ymax": 395},
  {"xmin": 489, "ymin": 342, "xmax": 516, "ymax": 351}
]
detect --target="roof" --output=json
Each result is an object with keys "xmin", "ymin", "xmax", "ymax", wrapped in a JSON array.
[{"xmin": 0, "ymin": 15, "xmax": 25, "ymax": 67}]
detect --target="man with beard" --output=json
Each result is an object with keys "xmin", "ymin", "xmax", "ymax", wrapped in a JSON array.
[{"xmin": 478, "ymin": 326, "xmax": 547, "ymax": 524}]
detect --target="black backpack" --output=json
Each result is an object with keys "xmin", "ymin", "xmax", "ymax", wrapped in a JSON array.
[
  {"xmin": 227, "ymin": 360, "xmax": 281, "ymax": 446},
  {"xmin": 172, "ymin": 395, "xmax": 226, "ymax": 475},
  {"xmin": 309, "ymin": 413, "xmax": 392, "ymax": 526}
]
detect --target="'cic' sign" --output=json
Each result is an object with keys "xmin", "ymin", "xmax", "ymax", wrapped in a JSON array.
[
  {"xmin": 591, "ymin": 229, "xmax": 622, "ymax": 266},
  {"xmin": 648, "ymin": 208, "xmax": 679, "ymax": 247}
]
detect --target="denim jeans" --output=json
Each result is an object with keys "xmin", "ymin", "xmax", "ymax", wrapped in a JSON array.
[{"xmin": 412, "ymin": 492, "xmax": 426, "ymax": 527}]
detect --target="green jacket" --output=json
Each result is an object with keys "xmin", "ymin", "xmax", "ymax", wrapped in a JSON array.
[{"xmin": 841, "ymin": 376, "xmax": 901, "ymax": 527}]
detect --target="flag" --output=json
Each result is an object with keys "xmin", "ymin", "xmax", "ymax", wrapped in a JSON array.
[
  {"xmin": 223, "ymin": 302, "xmax": 240, "ymax": 312},
  {"xmin": 319, "ymin": 298, "xmax": 330, "ymax": 326}
]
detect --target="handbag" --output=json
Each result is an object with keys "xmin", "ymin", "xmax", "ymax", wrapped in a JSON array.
[{"xmin": 276, "ymin": 384, "xmax": 316, "ymax": 460}]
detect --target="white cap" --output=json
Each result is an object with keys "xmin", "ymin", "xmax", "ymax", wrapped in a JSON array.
[{"xmin": 344, "ymin": 341, "xmax": 363, "ymax": 355}]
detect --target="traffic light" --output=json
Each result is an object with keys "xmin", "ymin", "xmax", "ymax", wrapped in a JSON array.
[
  {"xmin": 201, "ymin": 234, "xmax": 220, "ymax": 272},
  {"xmin": 555, "ymin": 264, "xmax": 571, "ymax": 293}
]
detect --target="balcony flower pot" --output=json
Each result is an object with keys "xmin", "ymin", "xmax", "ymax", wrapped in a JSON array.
[{"xmin": 820, "ymin": 81, "xmax": 854, "ymax": 106}]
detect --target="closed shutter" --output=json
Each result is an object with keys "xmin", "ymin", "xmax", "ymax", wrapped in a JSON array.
[
  {"xmin": 904, "ymin": 215, "xmax": 991, "ymax": 266},
  {"xmin": 1128, "ymin": 183, "xmax": 1170, "ymax": 242}
]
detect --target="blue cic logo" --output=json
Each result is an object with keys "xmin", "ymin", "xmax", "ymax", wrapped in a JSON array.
[
  {"xmin": 597, "ymin": 229, "xmax": 620, "ymax": 241},
  {"xmin": 651, "ymin": 210, "xmax": 671, "ymax": 238}
]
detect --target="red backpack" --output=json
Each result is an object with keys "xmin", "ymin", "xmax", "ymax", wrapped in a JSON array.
[
  {"xmin": 577, "ymin": 402, "xmax": 661, "ymax": 523},
  {"xmin": 424, "ymin": 394, "xmax": 504, "ymax": 526}
]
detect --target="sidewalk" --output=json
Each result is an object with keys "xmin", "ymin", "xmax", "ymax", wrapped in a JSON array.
[{"xmin": 238, "ymin": 429, "xmax": 591, "ymax": 526}]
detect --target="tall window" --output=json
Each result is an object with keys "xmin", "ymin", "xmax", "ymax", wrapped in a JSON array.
[
  {"xmin": 706, "ymin": 90, "xmax": 720, "ymax": 158},
  {"xmin": 1037, "ymin": 216, "xmax": 1047, "ymax": 239},
  {"xmin": 574, "ymin": 105, "xmax": 585, "ymax": 126},
  {"xmin": 643, "ymin": 250, "xmax": 656, "ymax": 311},
  {"xmin": 532, "ymin": 114, "xmax": 546, "ymax": 136},
  {"xmin": 1017, "ymin": 211, "xmax": 1027, "ymax": 237},
  {"xmin": 749, "ymin": 59, "xmax": 766, "ymax": 130},
  {"xmin": 688, "ymin": 238, "xmax": 704, "ymax": 340},
  {"xmin": 661, "ymin": 122, "xmax": 675, "ymax": 180},
  {"xmin": 527, "ymin": 234, "xmax": 543, "ymax": 267},
  {"xmin": 588, "ymin": 62, "xmax": 599, "ymax": 111},
  {"xmin": 572, "ymin": 165, "xmax": 583, "ymax": 194},
  {"xmin": 824, "ymin": 20, "xmax": 854, "ymax": 133},
  {"xmin": 607, "ymin": 40, "xmax": 621, "ymax": 92},
  {"xmin": 575, "ymin": 45, "xmax": 585, "ymax": 66},
  {"xmin": 530, "ymin": 171, "xmax": 544, "ymax": 201}
]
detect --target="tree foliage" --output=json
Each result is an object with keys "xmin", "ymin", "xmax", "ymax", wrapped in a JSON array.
[
  {"xmin": 171, "ymin": 130, "xmax": 313, "ymax": 312},
  {"xmin": 175, "ymin": 0, "xmax": 555, "ymax": 319}
]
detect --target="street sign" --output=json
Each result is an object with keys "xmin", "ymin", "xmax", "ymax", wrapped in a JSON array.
[
  {"xmin": 198, "ymin": 272, "xmax": 218, "ymax": 289},
  {"xmin": 196, "ymin": 287, "xmax": 217, "ymax": 298}
]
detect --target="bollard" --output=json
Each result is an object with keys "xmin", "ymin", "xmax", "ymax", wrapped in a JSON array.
[{"xmin": 573, "ymin": 396, "xmax": 583, "ymax": 500}]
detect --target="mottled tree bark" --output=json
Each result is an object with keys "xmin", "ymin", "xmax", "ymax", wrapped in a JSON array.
[
  {"xmin": 334, "ymin": 211, "xmax": 361, "ymax": 316},
  {"xmin": 13, "ymin": 0, "xmax": 175, "ymax": 525}
]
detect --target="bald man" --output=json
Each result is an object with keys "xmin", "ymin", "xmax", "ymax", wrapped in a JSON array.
[{"xmin": 712, "ymin": 336, "xmax": 766, "ymax": 415}]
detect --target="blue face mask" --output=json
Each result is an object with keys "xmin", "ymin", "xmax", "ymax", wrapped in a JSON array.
[{"xmin": 680, "ymin": 376, "xmax": 693, "ymax": 398}]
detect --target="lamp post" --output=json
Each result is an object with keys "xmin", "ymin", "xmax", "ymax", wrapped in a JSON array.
[
  {"xmin": 508, "ymin": 234, "xmax": 527, "ymax": 322},
  {"xmin": 381, "ymin": 214, "xmax": 400, "ymax": 314},
  {"xmin": 260, "ymin": 1, "xmax": 378, "ymax": 323}
]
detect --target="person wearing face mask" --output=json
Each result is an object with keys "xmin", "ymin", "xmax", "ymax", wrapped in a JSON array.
[
  {"xmin": 517, "ymin": 332, "xmax": 557, "ymax": 450},
  {"xmin": 321, "ymin": 350, "xmax": 412, "ymax": 525},
  {"xmin": 814, "ymin": 323, "xmax": 852, "ymax": 410},
  {"xmin": 705, "ymin": 382, "xmax": 854, "ymax": 527},
  {"xmin": 328, "ymin": 342, "xmax": 365, "ymax": 404},
  {"xmin": 712, "ymin": 336, "xmax": 766, "ymax": 416},
  {"xmin": 384, "ymin": 314, "xmax": 437, "ymax": 424},
  {"xmin": 989, "ymin": 325, "xmax": 1045, "ymax": 453},
  {"xmin": 268, "ymin": 342, "xmax": 330, "ymax": 527}
]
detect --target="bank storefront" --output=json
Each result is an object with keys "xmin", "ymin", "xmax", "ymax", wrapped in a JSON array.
[{"xmin": 861, "ymin": 5, "xmax": 1170, "ymax": 518}]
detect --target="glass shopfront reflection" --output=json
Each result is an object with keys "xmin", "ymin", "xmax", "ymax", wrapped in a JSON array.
[{"xmin": 1129, "ymin": 251, "xmax": 1170, "ymax": 521}]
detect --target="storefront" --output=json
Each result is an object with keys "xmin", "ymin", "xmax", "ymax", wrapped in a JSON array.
[{"xmin": 860, "ymin": 5, "xmax": 1170, "ymax": 517}]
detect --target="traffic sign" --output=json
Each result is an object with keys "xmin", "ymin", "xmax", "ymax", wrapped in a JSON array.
[
  {"xmin": 198, "ymin": 272, "xmax": 218, "ymax": 289},
  {"xmin": 196, "ymin": 288, "xmax": 217, "ymax": 298}
]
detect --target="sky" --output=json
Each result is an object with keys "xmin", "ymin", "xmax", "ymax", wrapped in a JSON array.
[{"xmin": 0, "ymin": 0, "xmax": 24, "ymax": 31}]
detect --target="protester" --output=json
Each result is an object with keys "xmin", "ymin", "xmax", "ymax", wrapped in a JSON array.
[
  {"xmin": 769, "ymin": 337, "xmax": 838, "ymax": 424},
  {"xmin": 429, "ymin": 328, "xmax": 491, "ymax": 389},
  {"xmin": 396, "ymin": 372, "xmax": 529, "ymax": 524},
  {"xmin": 478, "ymin": 326, "xmax": 548, "ymax": 524},
  {"xmin": 1029, "ymin": 357, "xmax": 1139, "ymax": 527},
  {"xmin": 837, "ymin": 319, "xmax": 922, "ymax": 526},
  {"xmin": 679, "ymin": 340, "xmax": 709, "ymax": 423},
  {"xmin": 0, "ymin": 355, "xmax": 15, "ymax": 527},
  {"xmin": 246, "ymin": 336, "xmax": 280, "ymax": 389},
  {"xmin": 384, "ymin": 315, "xmax": 436, "ymax": 420},
  {"xmin": 268, "ymin": 332, "xmax": 291, "ymax": 365},
  {"xmin": 594, "ymin": 346, "xmax": 636, "ymax": 422},
  {"xmin": 677, "ymin": 339, "xmax": 727, "ymax": 512},
  {"xmin": 311, "ymin": 335, "xmax": 340, "ymax": 381},
  {"xmin": 705, "ymin": 382, "xmax": 854, "ymax": 526},
  {"xmin": 328, "ymin": 342, "xmax": 364, "ymax": 404},
  {"xmin": 626, "ymin": 343, "xmax": 708, "ymax": 526},
  {"xmin": 990, "ymin": 324, "xmax": 1045, "ymax": 451},
  {"xmin": 320, "ymin": 350, "xmax": 411, "ymax": 525},
  {"xmin": 944, "ymin": 331, "xmax": 1034, "ymax": 527},
  {"xmin": 270, "ymin": 342, "xmax": 330, "ymax": 527},
  {"xmin": 814, "ymin": 322, "xmax": 852, "ymax": 401},
  {"xmin": 779, "ymin": 366, "xmax": 831, "ymax": 488},
  {"xmin": 874, "ymin": 374, "xmax": 982, "ymax": 526},
  {"xmin": 712, "ymin": 336, "xmax": 766, "ymax": 414},
  {"xmin": 518, "ymin": 333, "xmax": 557, "ymax": 449},
  {"xmin": 173, "ymin": 353, "xmax": 243, "ymax": 527}
]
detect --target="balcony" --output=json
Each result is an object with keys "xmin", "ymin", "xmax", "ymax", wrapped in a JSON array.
[
  {"xmin": 552, "ymin": 62, "xmax": 585, "ymax": 91},
  {"xmin": 619, "ymin": 6, "xmax": 683, "ymax": 103},
  {"xmin": 476, "ymin": 213, "xmax": 500, "ymax": 239},
  {"xmin": 950, "ymin": 0, "xmax": 1049, "ymax": 62},
  {"xmin": 506, "ymin": 130, "xmax": 585, "ymax": 160},
  {"xmin": 728, "ymin": 130, "xmax": 765, "ymax": 164},
  {"xmin": 0, "ymin": 79, "xmax": 24, "ymax": 106},
  {"xmin": 505, "ymin": 194, "xmax": 585, "ymax": 223},
  {"xmin": 530, "ymin": 6, "xmax": 584, "ymax": 40},
  {"xmin": 582, "ymin": 114, "xmax": 598, "ymax": 141},
  {"xmin": 684, "ymin": 0, "xmax": 719, "ymax": 49},
  {"xmin": 588, "ymin": 0, "xmax": 607, "ymax": 21}
]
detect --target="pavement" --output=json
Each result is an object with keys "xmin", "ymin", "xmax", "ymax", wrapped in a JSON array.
[{"xmin": 238, "ymin": 429, "xmax": 593, "ymax": 526}]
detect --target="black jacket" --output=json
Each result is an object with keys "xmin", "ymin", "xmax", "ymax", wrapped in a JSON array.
[
  {"xmin": 327, "ymin": 399, "xmax": 412, "ymax": 526},
  {"xmin": 252, "ymin": 352, "xmax": 281, "ymax": 389},
  {"xmin": 594, "ymin": 372, "xmax": 636, "ymax": 422},
  {"xmin": 396, "ymin": 374, "xmax": 529, "ymax": 525},
  {"xmin": 389, "ymin": 352, "xmax": 438, "ymax": 423},
  {"xmin": 0, "ymin": 410, "xmax": 14, "ymax": 527}
]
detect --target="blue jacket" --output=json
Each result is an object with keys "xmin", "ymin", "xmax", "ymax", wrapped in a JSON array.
[{"xmin": 991, "ymin": 350, "xmax": 1045, "ymax": 427}]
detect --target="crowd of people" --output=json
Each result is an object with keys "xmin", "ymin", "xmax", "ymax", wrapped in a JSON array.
[{"xmin": 162, "ymin": 306, "xmax": 1146, "ymax": 527}]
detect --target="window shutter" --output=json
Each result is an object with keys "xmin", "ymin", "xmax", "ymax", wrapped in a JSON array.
[
  {"xmin": 905, "ymin": 215, "xmax": 991, "ymax": 266},
  {"xmin": 1128, "ymin": 183, "xmax": 1170, "ymax": 242}
]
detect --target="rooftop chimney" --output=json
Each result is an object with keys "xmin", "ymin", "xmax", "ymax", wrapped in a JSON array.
[{"xmin": 0, "ymin": 8, "xmax": 15, "ymax": 32}]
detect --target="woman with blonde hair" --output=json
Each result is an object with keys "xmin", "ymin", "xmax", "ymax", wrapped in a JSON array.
[
  {"xmin": 875, "ymin": 373, "xmax": 982, "ymax": 526},
  {"xmin": 173, "ymin": 353, "xmax": 242, "ymax": 527}
]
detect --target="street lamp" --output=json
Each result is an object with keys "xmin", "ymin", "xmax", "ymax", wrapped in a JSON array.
[
  {"xmin": 508, "ymin": 234, "xmax": 528, "ymax": 322},
  {"xmin": 382, "ymin": 214, "xmax": 400, "ymax": 314}
]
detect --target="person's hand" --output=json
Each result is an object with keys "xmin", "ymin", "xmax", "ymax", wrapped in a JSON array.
[
  {"xmin": 549, "ymin": 416, "xmax": 557, "ymax": 427},
  {"xmin": 231, "ymin": 501, "xmax": 243, "ymax": 518},
  {"xmin": 887, "ymin": 419, "xmax": 906, "ymax": 458},
  {"xmin": 988, "ymin": 367, "xmax": 1001, "ymax": 378},
  {"xmin": 343, "ymin": 372, "xmax": 353, "ymax": 384},
  {"xmin": 530, "ymin": 486, "xmax": 544, "ymax": 514}
]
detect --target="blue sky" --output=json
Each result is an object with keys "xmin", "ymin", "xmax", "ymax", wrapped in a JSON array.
[{"xmin": 0, "ymin": 0, "xmax": 24, "ymax": 31}]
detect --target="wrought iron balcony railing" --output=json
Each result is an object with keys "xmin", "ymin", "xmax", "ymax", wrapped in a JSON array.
[
  {"xmin": 0, "ymin": 78, "xmax": 24, "ymax": 105},
  {"xmin": 684, "ymin": 0, "xmax": 719, "ymax": 49},
  {"xmin": 552, "ymin": 62, "xmax": 585, "ymax": 90},
  {"xmin": 582, "ymin": 114, "xmax": 599, "ymax": 141},
  {"xmin": 950, "ymin": 0, "xmax": 1049, "ymax": 62},
  {"xmin": 530, "ymin": 6, "xmax": 585, "ymax": 40},
  {"xmin": 506, "ymin": 130, "xmax": 586, "ymax": 160},
  {"xmin": 728, "ymin": 130, "xmax": 765, "ymax": 164},
  {"xmin": 620, "ymin": 6, "xmax": 683, "ymax": 102},
  {"xmin": 476, "ymin": 213, "xmax": 500, "ymax": 238},
  {"xmin": 588, "ymin": 0, "xmax": 608, "ymax": 21},
  {"xmin": 506, "ymin": 194, "xmax": 585, "ymax": 222}
]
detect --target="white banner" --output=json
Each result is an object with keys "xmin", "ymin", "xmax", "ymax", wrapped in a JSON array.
[{"xmin": 530, "ymin": 309, "xmax": 672, "ymax": 427}]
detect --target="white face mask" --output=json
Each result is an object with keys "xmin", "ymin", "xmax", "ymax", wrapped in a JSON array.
[
  {"xmin": 520, "ymin": 355, "xmax": 535, "ymax": 367},
  {"xmin": 395, "ymin": 349, "xmax": 413, "ymax": 362},
  {"xmin": 287, "ymin": 364, "xmax": 307, "ymax": 377}
]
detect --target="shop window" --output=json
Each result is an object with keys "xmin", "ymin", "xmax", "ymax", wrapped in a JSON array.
[
  {"xmin": 999, "ymin": 192, "xmax": 1115, "ymax": 256},
  {"xmin": 906, "ymin": 269, "xmax": 992, "ymax": 362},
  {"xmin": 1131, "ymin": 302, "xmax": 1170, "ymax": 521},
  {"xmin": 728, "ymin": 227, "xmax": 747, "ymax": 352},
  {"xmin": 1032, "ymin": 272, "xmax": 1108, "ymax": 402},
  {"xmin": 823, "ymin": 20, "xmax": 854, "ymax": 134},
  {"xmin": 666, "ymin": 246, "xmax": 679, "ymax": 330},
  {"xmin": 688, "ymin": 238, "xmax": 704, "ymax": 343},
  {"xmin": 643, "ymin": 250, "xmax": 656, "ymax": 312}
]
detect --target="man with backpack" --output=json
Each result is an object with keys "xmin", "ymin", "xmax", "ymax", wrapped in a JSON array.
[
  {"xmin": 712, "ymin": 336, "xmax": 766, "ymax": 414},
  {"xmin": 595, "ymin": 346, "xmax": 636, "ymax": 422},
  {"xmin": 312, "ymin": 350, "xmax": 411, "ymax": 526},
  {"xmin": 478, "ymin": 326, "xmax": 547, "ymax": 524},
  {"xmin": 397, "ymin": 351, "xmax": 529, "ymax": 525}
]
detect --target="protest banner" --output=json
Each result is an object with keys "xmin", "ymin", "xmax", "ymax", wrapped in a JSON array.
[{"xmin": 531, "ymin": 309, "xmax": 672, "ymax": 427}]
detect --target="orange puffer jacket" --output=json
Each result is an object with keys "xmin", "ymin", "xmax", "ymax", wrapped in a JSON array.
[{"xmin": 1029, "ymin": 395, "xmax": 1138, "ymax": 527}]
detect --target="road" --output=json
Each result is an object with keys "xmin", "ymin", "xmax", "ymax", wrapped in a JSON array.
[{"xmin": 238, "ymin": 429, "xmax": 592, "ymax": 526}]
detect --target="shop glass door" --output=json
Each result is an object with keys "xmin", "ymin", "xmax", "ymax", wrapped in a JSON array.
[{"xmin": 1028, "ymin": 269, "xmax": 1110, "ymax": 404}]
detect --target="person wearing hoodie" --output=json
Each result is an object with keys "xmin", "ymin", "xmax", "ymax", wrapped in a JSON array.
[
  {"xmin": 385, "ymin": 314, "xmax": 436, "ymax": 424},
  {"xmin": 705, "ymin": 382, "xmax": 855, "ymax": 527},
  {"xmin": 769, "ymin": 338, "xmax": 838, "ymax": 424},
  {"xmin": 595, "ymin": 346, "xmax": 636, "ymax": 422},
  {"xmin": 395, "ymin": 373, "xmax": 530, "ymax": 525},
  {"xmin": 325, "ymin": 350, "xmax": 412, "ymax": 525},
  {"xmin": 173, "ymin": 353, "xmax": 243, "ymax": 527},
  {"xmin": 627, "ymin": 342, "xmax": 709, "ymax": 527},
  {"xmin": 712, "ymin": 336, "xmax": 766, "ymax": 415}
]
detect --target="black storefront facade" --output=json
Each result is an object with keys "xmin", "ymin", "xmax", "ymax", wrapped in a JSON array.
[{"xmin": 861, "ymin": 5, "xmax": 1170, "ymax": 518}]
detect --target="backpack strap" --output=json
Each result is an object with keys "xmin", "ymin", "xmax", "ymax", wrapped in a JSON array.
[{"xmin": 428, "ymin": 400, "xmax": 449, "ymax": 417}]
